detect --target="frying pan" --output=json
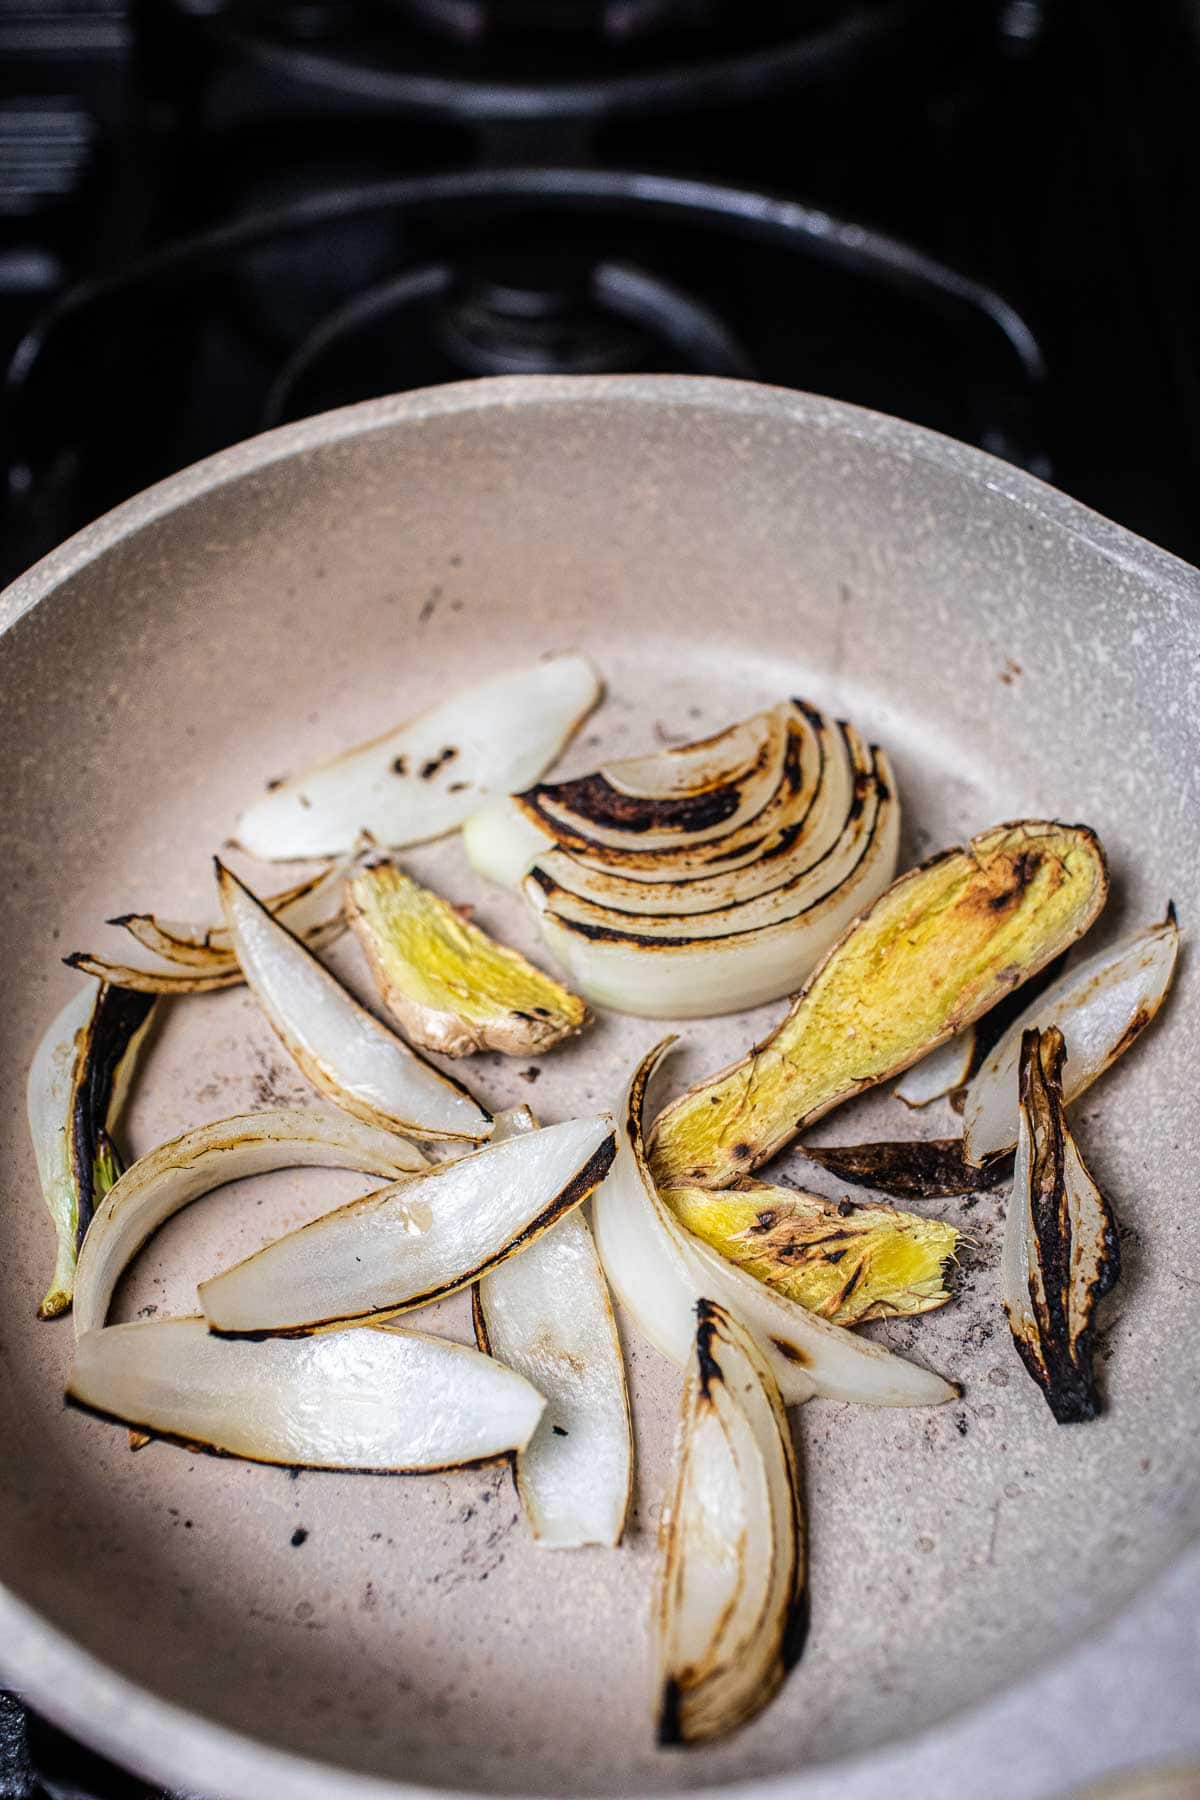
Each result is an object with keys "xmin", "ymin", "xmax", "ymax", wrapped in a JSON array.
[{"xmin": 1, "ymin": 376, "xmax": 1197, "ymax": 1800}]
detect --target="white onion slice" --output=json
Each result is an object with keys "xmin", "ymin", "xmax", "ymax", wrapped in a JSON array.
[
  {"xmin": 27, "ymin": 981, "xmax": 155, "ymax": 1319},
  {"xmin": 895, "ymin": 1026, "xmax": 977, "ymax": 1108},
  {"xmin": 217, "ymin": 860, "xmax": 491, "ymax": 1142},
  {"xmin": 235, "ymin": 653, "xmax": 601, "ymax": 860},
  {"xmin": 655, "ymin": 1302, "xmax": 805, "ymax": 1746},
  {"xmin": 591, "ymin": 1041, "xmax": 958, "ymax": 1408},
  {"xmin": 963, "ymin": 907, "xmax": 1179, "ymax": 1164},
  {"xmin": 199, "ymin": 1115, "xmax": 617, "ymax": 1336},
  {"xmin": 72, "ymin": 1108, "xmax": 427, "ymax": 1339},
  {"xmin": 69, "ymin": 1318, "xmax": 545, "ymax": 1470},
  {"xmin": 473, "ymin": 1209, "xmax": 632, "ymax": 1549}
]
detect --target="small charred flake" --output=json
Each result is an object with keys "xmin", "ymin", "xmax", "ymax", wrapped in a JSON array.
[
  {"xmin": 988, "ymin": 849, "xmax": 1044, "ymax": 911},
  {"xmin": 290, "ymin": 1528, "xmax": 309, "ymax": 1547},
  {"xmin": 520, "ymin": 1066, "xmax": 541, "ymax": 1084},
  {"xmin": 552, "ymin": 1425, "xmax": 569, "ymax": 1438},
  {"xmin": 657, "ymin": 1677, "xmax": 685, "ymax": 1748},
  {"xmin": 266, "ymin": 775, "xmax": 287, "ymax": 792},
  {"xmin": 780, "ymin": 1588, "xmax": 811, "ymax": 1673},
  {"xmin": 835, "ymin": 1262, "xmax": 864, "ymax": 1306},
  {"xmin": 730, "ymin": 1142, "xmax": 753, "ymax": 1163},
  {"xmin": 391, "ymin": 756, "xmax": 408, "ymax": 777},
  {"xmin": 419, "ymin": 746, "xmax": 458, "ymax": 781},
  {"xmin": 694, "ymin": 1301, "xmax": 725, "ymax": 1398}
]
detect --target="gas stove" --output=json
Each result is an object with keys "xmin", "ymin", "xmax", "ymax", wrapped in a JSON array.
[{"xmin": 2, "ymin": 0, "xmax": 1199, "ymax": 1792}]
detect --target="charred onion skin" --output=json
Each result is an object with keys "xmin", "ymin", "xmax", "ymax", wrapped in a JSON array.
[
  {"xmin": 1004, "ymin": 1026, "xmax": 1120, "ymax": 1424},
  {"xmin": 28, "ymin": 982, "xmax": 155, "ymax": 1319},
  {"xmin": 649, "ymin": 820, "xmax": 1109, "ymax": 1191},
  {"xmin": 802, "ymin": 1139, "xmax": 1011, "ymax": 1201},
  {"xmin": 655, "ymin": 1300, "xmax": 807, "ymax": 1747}
]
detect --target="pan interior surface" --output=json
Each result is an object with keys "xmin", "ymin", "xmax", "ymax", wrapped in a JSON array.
[{"xmin": 0, "ymin": 377, "xmax": 1196, "ymax": 1799}]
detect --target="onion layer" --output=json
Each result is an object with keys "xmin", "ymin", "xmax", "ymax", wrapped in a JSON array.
[
  {"xmin": 217, "ymin": 859, "xmax": 491, "ymax": 1142},
  {"xmin": 27, "ymin": 981, "xmax": 155, "ymax": 1319},
  {"xmin": 591, "ymin": 1041, "xmax": 958, "ymax": 1408},
  {"xmin": 199, "ymin": 1115, "xmax": 617, "ymax": 1336},
  {"xmin": 345, "ymin": 861, "xmax": 589, "ymax": 1058},
  {"xmin": 650, "ymin": 820, "xmax": 1109, "ymax": 1190},
  {"xmin": 473, "ymin": 1208, "xmax": 632, "ymax": 1549},
  {"xmin": 895, "ymin": 1026, "xmax": 977, "ymax": 1108},
  {"xmin": 1001, "ymin": 1027, "xmax": 1120, "ymax": 1422},
  {"xmin": 72, "ymin": 1108, "xmax": 428, "ymax": 1339},
  {"xmin": 467, "ymin": 699, "xmax": 901, "ymax": 1018},
  {"xmin": 69, "ymin": 1318, "xmax": 545, "ymax": 1470},
  {"xmin": 235, "ymin": 653, "xmax": 601, "ymax": 860},
  {"xmin": 655, "ymin": 1301, "xmax": 806, "ymax": 1746},
  {"xmin": 963, "ymin": 905, "xmax": 1179, "ymax": 1164}
]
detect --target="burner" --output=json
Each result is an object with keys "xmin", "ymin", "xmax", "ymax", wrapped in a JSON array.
[
  {"xmin": 393, "ymin": 0, "xmax": 704, "ymax": 43},
  {"xmin": 261, "ymin": 249, "xmax": 752, "ymax": 424},
  {"xmin": 164, "ymin": 0, "xmax": 950, "ymax": 138},
  {"xmin": 2, "ymin": 166, "xmax": 1046, "ymax": 579}
]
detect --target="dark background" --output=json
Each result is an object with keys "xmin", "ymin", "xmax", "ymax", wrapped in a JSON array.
[{"xmin": 1, "ymin": 0, "xmax": 1198, "ymax": 1792}]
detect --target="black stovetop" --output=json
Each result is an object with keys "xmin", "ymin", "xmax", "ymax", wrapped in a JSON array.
[{"xmin": 1, "ymin": 0, "xmax": 1198, "ymax": 1792}]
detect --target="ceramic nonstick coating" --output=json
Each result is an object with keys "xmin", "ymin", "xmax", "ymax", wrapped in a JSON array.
[{"xmin": 1, "ymin": 377, "xmax": 1196, "ymax": 1799}]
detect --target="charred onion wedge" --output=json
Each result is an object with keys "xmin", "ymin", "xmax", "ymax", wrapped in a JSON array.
[
  {"xmin": 1001, "ymin": 1026, "xmax": 1120, "ymax": 1423},
  {"xmin": 663, "ymin": 1182, "xmax": 958, "ymax": 1324},
  {"xmin": 216, "ymin": 859, "xmax": 492, "ymax": 1142},
  {"xmin": 27, "ymin": 981, "xmax": 155, "ymax": 1319},
  {"xmin": 465, "ymin": 699, "xmax": 900, "ymax": 1018},
  {"xmin": 650, "ymin": 820, "xmax": 1108, "ymax": 1190},
  {"xmin": 591, "ymin": 1040, "xmax": 958, "ymax": 1408},
  {"xmin": 655, "ymin": 1301, "xmax": 806, "ymax": 1747},
  {"xmin": 345, "ymin": 861, "xmax": 589, "ymax": 1058},
  {"xmin": 199, "ymin": 1115, "xmax": 616, "ymax": 1336},
  {"xmin": 72, "ymin": 1109, "xmax": 428, "ymax": 1339},
  {"xmin": 69, "ymin": 1318, "xmax": 546, "ymax": 1470},
  {"xmin": 235, "ymin": 653, "xmax": 601, "ymax": 860},
  {"xmin": 802, "ymin": 1138, "xmax": 1009, "ymax": 1201},
  {"xmin": 963, "ymin": 905, "xmax": 1179, "ymax": 1164}
]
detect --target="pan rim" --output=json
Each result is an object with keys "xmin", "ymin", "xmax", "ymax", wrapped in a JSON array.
[
  {"xmin": 3, "ymin": 375, "xmax": 1198, "ymax": 649},
  {"xmin": 2, "ymin": 372, "xmax": 1197, "ymax": 1799}
]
